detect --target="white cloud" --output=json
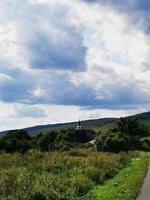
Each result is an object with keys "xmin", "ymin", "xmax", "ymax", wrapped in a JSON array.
[
  {"xmin": 31, "ymin": 87, "xmax": 46, "ymax": 97},
  {"xmin": 0, "ymin": 0, "xmax": 150, "ymax": 130},
  {"xmin": 0, "ymin": 21, "xmax": 28, "ymax": 69},
  {"xmin": 0, "ymin": 73, "xmax": 12, "ymax": 81},
  {"xmin": 66, "ymin": 1, "xmax": 150, "ymax": 105},
  {"xmin": 0, "ymin": 102, "xmax": 146, "ymax": 131}
]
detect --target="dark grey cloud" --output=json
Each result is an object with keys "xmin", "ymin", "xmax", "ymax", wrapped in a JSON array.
[
  {"xmin": 0, "ymin": 67, "xmax": 149, "ymax": 110},
  {"xmin": 83, "ymin": 0, "xmax": 150, "ymax": 11},
  {"xmin": 29, "ymin": 31, "xmax": 86, "ymax": 71},
  {"xmin": 0, "ymin": 69, "xmax": 35, "ymax": 104}
]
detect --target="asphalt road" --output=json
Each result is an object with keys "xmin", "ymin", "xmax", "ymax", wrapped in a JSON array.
[{"xmin": 136, "ymin": 165, "xmax": 150, "ymax": 200}]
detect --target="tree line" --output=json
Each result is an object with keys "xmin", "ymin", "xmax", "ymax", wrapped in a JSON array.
[
  {"xmin": 0, "ymin": 128, "xmax": 96, "ymax": 153},
  {"xmin": 96, "ymin": 117, "xmax": 150, "ymax": 152},
  {"xmin": 0, "ymin": 117, "xmax": 150, "ymax": 153}
]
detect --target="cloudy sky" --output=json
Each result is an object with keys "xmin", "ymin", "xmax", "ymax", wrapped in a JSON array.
[{"xmin": 0, "ymin": 0, "xmax": 150, "ymax": 131}]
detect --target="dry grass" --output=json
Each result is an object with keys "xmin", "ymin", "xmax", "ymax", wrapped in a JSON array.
[{"xmin": 0, "ymin": 149, "xmax": 129, "ymax": 200}]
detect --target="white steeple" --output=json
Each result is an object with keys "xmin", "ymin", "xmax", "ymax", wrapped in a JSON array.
[{"xmin": 77, "ymin": 120, "xmax": 82, "ymax": 130}]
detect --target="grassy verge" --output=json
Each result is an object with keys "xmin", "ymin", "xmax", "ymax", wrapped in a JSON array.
[
  {"xmin": 88, "ymin": 152, "xmax": 150, "ymax": 200},
  {"xmin": 0, "ymin": 150, "xmax": 129, "ymax": 200},
  {"xmin": 0, "ymin": 151, "xmax": 149, "ymax": 200}
]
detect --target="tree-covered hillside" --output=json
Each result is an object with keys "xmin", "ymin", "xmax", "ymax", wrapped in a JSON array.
[
  {"xmin": 0, "ymin": 115, "xmax": 150, "ymax": 153},
  {"xmin": 25, "ymin": 111, "xmax": 150, "ymax": 135}
]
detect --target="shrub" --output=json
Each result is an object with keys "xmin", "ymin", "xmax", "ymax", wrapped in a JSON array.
[
  {"xmin": 54, "ymin": 141, "xmax": 74, "ymax": 152},
  {"xmin": 72, "ymin": 174, "xmax": 94, "ymax": 196},
  {"xmin": 31, "ymin": 192, "xmax": 47, "ymax": 200},
  {"xmin": 85, "ymin": 167, "xmax": 106, "ymax": 184},
  {"xmin": 55, "ymin": 129, "xmax": 96, "ymax": 144},
  {"xmin": 140, "ymin": 138, "xmax": 150, "ymax": 151},
  {"xmin": 96, "ymin": 132, "xmax": 132, "ymax": 152}
]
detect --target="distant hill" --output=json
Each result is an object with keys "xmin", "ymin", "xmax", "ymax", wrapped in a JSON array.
[
  {"xmin": 133, "ymin": 111, "xmax": 150, "ymax": 129},
  {"xmin": 26, "ymin": 111, "xmax": 150, "ymax": 135},
  {"xmin": 24, "ymin": 117, "xmax": 116, "ymax": 135},
  {"xmin": 1, "ymin": 111, "xmax": 150, "ymax": 136}
]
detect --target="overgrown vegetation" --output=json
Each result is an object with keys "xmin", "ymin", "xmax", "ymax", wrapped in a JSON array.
[
  {"xmin": 0, "ymin": 150, "xmax": 129, "ymax": 200},
  {"xmin": 96, "ymin": 117, "xmax": 150, "ymax": 152},
  {"xmin": 90, "ymin": 152, "xmax": 150, "ymax": 200}
]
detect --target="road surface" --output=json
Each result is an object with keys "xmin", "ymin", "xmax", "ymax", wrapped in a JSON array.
[{"xmin": 136, "ymin": 165, "xmax": 150, "ymax": 200}]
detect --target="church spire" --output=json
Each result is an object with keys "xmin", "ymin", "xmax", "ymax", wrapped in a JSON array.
[{"xmin": 77, "ymin": 120, "xmax": 82, "ymax": 130}]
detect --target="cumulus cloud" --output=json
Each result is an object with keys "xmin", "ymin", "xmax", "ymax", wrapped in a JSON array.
[
  {"xmin": 0, "ymin": 0, "xmax": 150, "ymax": 130},
  {"xmin": 83, "ymin": 0, "xmax": 150, "ymax": 11},
  {"xmin": 29, "ymin": 31, "xmax": 86, "ymax": 71},
  {"xmin": 0, "ymin": 102, "xmax": 146, "ymax": 131},
  {"xmin": 13, "ymin": 105, "xmax": 47, "ymax": 118},
  {"xmin": 0, "ymin": 0, "xmax": 87, "ymax": 71}
]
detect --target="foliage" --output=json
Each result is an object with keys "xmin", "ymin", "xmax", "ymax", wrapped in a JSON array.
[
  {"xmin": 0, "ymin": 117, "xmax": 149, "ymax": 154},
  {"xmin": 0, "ymin": 128, "xmax": 96, "ymax": 153},
  {"xmin": 114, "ymin": 117, "xmax": 148, "ymax": 136},
  {"xmin": 96, "ymin": 118, "xmax": 150, "ymax": 152},
  {"xmin": 96, "ymin": 132, "xmax": 132, "ymax": 152},
  {"xmin": 37, "ymin": 131, "xmax": 59, "ymax": 152},
  {"xmin": 90, "ymin": 152, "xmax": 150, "ymax": 200},
  {"xmin": 0, "ymin": 130, "xmax": 32, "ymax": 153},
  {"xmin": 55, "ymin": 128, "xmax": 96, "ymax": 143},
  {"xmin": 0, "ymin": 150, "xmax": 129, "ymax": 200},
  {"xmin": 140, "ymin": 138, "xmax": 150, "ymax": 151}
]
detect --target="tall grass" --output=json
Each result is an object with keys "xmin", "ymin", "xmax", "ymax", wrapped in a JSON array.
[{"xmin": 0, "ymin": 149, "xmax": 130, "ymax": 200}]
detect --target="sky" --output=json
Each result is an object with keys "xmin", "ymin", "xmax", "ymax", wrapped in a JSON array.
[{"xmin": 0, "ymin": 0, "xmax": 150, "ymax": 131}]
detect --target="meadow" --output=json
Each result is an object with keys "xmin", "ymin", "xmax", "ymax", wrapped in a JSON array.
[{"xmin": 0, "ymin": 150, "xmax": 149, "ymax": 200}]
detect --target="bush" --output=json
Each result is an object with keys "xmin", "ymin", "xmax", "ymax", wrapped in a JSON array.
[
  {"xmin": 140, "ymin": 138, "xmax": 150, "ymax": 151},
  {"xmin": 54, "ymin": 141, "xmax": 74, "ymax": 152},
  {"xmin": 31, "ymin": 192, "xmax": 47, "ymax": 200},
  {"xmin": 37, "ymin": 132, "xmax": 59, "ymax": 152},
  {"xmin": 72, "ymin": 174, "xmax": 94, "ymax": 196},
  {"xmin": 96, "ymin": 132, "xmax": 132, "ymax": 152},
  {"xmin": 0, "ymin": 130, "xmax": 32, "ymax": 153},
  {"xmin": 55, "ymin": 129, "xmax": 96, "ymax": 144},
  {"xmin": 85, "ymin": 167, "xmax": 106, "ymax": 184}
]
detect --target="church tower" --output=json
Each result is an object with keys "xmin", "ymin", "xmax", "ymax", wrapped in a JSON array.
[{"xmin": 77, "ymin": 120, "xmax": 82, "ymax": 130}]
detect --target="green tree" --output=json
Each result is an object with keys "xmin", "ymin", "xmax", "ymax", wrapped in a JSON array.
[
  {"xmin": 37, "ymin": 131, "xmax": 59, "ymax": 151},
  {"xmin": 96, "ymin": 132, "xmax": 132, "ymax": 152},
  {"xmin": 115, "ymin": 117, "xmax": 147, "ymax": 136}
]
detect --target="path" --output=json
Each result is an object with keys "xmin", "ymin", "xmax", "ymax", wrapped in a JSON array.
[{"xmin": 136, "ymin": 165, "xmax": 150, "ymax": 200}]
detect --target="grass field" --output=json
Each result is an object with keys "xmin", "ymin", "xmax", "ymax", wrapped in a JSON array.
[
  {"xmin": 0, "ymin": 150, "xmax": 149, "ymax": 200},
  {"xmin": 0, "ymin": 149, "xmax": 130, "ymax": 200},
  {"xmin": 90, "ymin": 152, "xmax": 150, "ymax": 200}
]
